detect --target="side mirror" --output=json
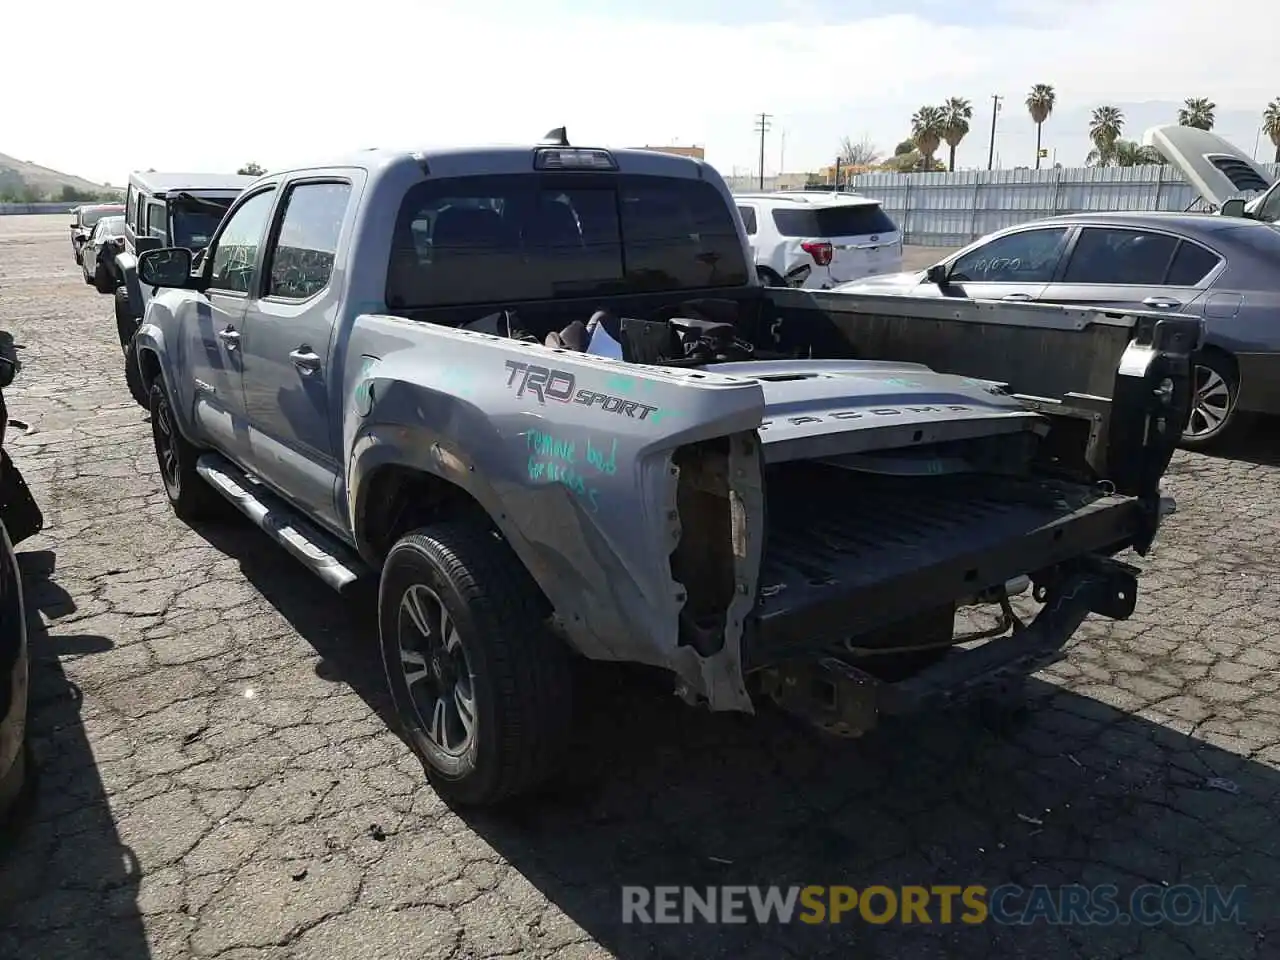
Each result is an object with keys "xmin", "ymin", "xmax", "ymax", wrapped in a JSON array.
[
  {"xmin": 138, "ymin": 247, "xmax": 196, "ymax": 288},
  {"xmin": 1219, "ymin": 198, "xmax": 1248, "ymax": 218},
  {"xmin": 925, "ymin": 263, "xmax": 949, "ymax": 285}
]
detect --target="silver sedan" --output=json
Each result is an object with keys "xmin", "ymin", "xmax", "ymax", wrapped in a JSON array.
[{"xmin": 834, "ymin": 211, "xmax": 1280, "ymax": 448}]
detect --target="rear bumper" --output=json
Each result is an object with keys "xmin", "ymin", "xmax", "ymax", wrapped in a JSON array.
[
  {"xmin": 742, "ymin": 472, "xmax": 1149, "ymax": 671},
  {"xmin": 761, "ymin": 559, "xmax": 1137, "ymax": 733}
]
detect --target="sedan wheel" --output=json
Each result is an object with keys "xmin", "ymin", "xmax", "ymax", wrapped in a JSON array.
[{"xmin": 1181, "ymin": 355, "xmax": 1242, "ymax": 449}]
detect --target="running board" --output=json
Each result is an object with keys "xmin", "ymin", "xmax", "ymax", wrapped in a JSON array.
[{"xmin": 195, "ymin": 453, "xmax": 367, "ymax": 592}]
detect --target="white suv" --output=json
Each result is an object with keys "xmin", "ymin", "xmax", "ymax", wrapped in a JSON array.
[{"xmin": 734, "ymin": 191, "xmax": 903, "ymax": 289}]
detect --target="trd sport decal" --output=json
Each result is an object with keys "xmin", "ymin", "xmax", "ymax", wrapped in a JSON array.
[{"xmin": 503, "ymin": 361, "xmax": 662, "ymax": 421}]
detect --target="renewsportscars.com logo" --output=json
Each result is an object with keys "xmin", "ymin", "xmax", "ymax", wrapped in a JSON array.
[{"xmin": 621, "ymin": 884, "xmax": 1247, "ymax": 926}]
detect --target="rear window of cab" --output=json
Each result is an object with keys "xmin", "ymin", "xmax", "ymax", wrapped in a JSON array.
[{"xmin": 386, "ymin": 173, "xmax": 751, "ymax": 308}]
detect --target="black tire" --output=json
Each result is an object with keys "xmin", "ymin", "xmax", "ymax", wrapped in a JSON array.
[
  {"xmin": 124, "ymin": 335, "xmax": 149, "ymax": 408},
  {"xmin": 378, "ymin": 522, "xmax": 573, "ymax": 806},
  {"xmin": 148, "ymin": 380, "xmax": 225, "ymax": 522},
  {"xmin": 92, "ymin": 263, "xmax": 114, "ymax": 294},
  {"xmin": 114, "ymin": 287, "xmax": 137, "ymax": 353},
  {"xmin": 1181, "ymin": 351, "xmax": 1246, "ymax": 450}
]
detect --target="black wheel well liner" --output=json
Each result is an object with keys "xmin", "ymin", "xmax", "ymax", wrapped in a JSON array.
[{"xmin": 357, "ymin": 464, "xmax": 552, "ymax": 614}]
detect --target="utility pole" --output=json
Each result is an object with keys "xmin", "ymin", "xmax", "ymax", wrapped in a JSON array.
[
  {"xmin": 779, "ymin": 129, "xmax": 787, "ymax": 177},
  {"xmin": 987, "ymin": 94, "xmax": 1002, "ymax": 171},
  {"xmin": 754, "ymin": 112, "xmax": 772, "ymax": 189}
]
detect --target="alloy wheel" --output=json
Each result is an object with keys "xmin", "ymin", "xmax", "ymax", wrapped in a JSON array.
[
  {"xmin": 153, "ymin": 395, "xmax": 180, "ymax": 492},
  {"xmin": 1185, "ymin": 363, "xmax": 1232, "ymax": 439},
  {"xmin": 397, "ymin": 584, "xmax": 476, "ymax": 756}
]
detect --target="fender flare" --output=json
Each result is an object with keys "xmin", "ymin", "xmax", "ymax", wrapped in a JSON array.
[{"xmin": 113, "ymin": 251, "xmax": 145, "ymax": 320}]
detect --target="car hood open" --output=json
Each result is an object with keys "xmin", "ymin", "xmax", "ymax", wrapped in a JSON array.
[{"xmin": 1141, "ymin": 124, "xmax": 1274, "ymax": 211}]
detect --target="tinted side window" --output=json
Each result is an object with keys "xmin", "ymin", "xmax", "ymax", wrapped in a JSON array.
[
  {"xmin": 738, "ymin": 205, "xmax": 758, "ymax": 235},
  {"xmin": 949, "ymin": 227, "xmax": 1069, "ymax": 283},
  {"xmin": 266, "ymin": 182, "xmax": 352, "ymax": 300},
  {"xmin": 1062, "ymin": 228, "xmax": 1178, "ymax": 284},
  {"xmin": 208, "ymin": 190, "xmax": 276, "ymax": 294},
  {"xmin": 124, "ymin": 187, "xmax": 136, "ymax": 228},
  {"xmin": 147, "ymin": 202, "xmax": 168, "ymax": 242},
  {"xmin": 1166, "ymin": 241, "xmax": 1221, "ymax": 286}
]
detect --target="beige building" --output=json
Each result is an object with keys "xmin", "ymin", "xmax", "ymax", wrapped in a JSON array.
[{"xmin": 634, "ymin": 144, "xmax": 706, "ymax": 160}]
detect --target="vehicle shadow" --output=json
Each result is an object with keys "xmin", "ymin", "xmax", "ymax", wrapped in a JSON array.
[
  {"xmin": 0, "ymin": 549, "xmax": 150, "ymax": 960},
  {"xmin": 193, "ymin": 524, "xmax": 1278, "ymax": 960},
  {"xmin": 1192, "ymin": 414, "xmax": 1280, "ymax": 467}
]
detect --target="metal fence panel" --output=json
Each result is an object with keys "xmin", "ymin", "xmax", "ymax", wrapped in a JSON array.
[{"xmin": 846, "ymin": 163, "xmax": 1280, "ymax": 246}]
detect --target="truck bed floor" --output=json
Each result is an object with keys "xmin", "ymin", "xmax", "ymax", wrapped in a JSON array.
[{"xmin": 745, "ymin": 466, "xmax": 1140, "ymax": 667}]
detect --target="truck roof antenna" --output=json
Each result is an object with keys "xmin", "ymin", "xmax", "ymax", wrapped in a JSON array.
[{"xmin": 541, "ymin": 126, "xmax": 570, "ymax": 147}]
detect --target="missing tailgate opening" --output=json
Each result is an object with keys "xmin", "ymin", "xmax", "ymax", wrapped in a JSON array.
[{"xmin": 669, "ymin": 438, "xmax": 738, "ymax": 656}]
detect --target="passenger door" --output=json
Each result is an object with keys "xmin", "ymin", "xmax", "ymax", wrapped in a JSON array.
[
  {"xmin": 238, "ymin": 178, "xmax": 354, "ymax": 531},
  {"xmin": 937, "ymin": 225, "xmax": 1072, "ymax": 301},
  {"xmin": 180, "ymin": 186, "xmax": 278, "ymax": 459},
  {"xmin": 1039, "ymin": 226, "xmax": 1223, "ymax": 314}
]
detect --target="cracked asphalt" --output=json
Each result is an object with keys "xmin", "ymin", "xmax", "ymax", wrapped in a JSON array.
[{"xmin": 1, "ymin": 217, "xmax": 1278, "ymax": 959}]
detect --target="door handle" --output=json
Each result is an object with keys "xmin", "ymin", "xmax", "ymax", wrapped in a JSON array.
[
  {"xmin": 1002, "ymin": 293, "xmax": 1034, "ymax": 301},
  {"xmin": 1142, "ymin": 296, "xmax": 1181, "ymax": 309},
  {"xmin": 216, "ymin": 327, "xmax": 241, "ymax": 348},
  {"xmin": 289, "ymin": 346, "xmax": 322, "ymax": 373}
]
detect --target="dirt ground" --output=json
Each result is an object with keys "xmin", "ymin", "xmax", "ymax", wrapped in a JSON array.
[{"xmin": 1, "ymin": 215, "xmax": 1278, "ymax": 959}]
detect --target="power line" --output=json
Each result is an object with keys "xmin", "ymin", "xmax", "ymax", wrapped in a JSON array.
[{"xmin": 754, "ymin": 112, "xmax": 773, "ymax": 189}]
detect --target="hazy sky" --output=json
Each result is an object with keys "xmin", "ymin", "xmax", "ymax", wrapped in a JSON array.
[{"xmin": 7, "ymin": 0, "xmax": 1278, "ymax": 184}]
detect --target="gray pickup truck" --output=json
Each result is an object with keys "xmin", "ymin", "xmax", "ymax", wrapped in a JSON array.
[{"xmin": 131, "ymin": 132, "xmax": 1197, "ymax": 806}]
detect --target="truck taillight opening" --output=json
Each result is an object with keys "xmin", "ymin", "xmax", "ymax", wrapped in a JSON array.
[{"xmin": 801, "ymin": 241, "xmax": 833, "ymax": 266}]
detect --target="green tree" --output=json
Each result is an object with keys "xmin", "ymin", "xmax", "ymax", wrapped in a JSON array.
[
  {"xmin": 910, "ymin": 106, "xmax": 946, "ymax": 171},
  {"xmin": 1177, "ymin": 97, "xmax": 1216, "ymax": 130},
  {"xmin": 1025, "ymin": 83, "xmax": 1056, "ymax": 170},
  {"xmin": 237, "ymin": 162, "xmax": 266, "ymax": 176},
  {"xmin": 1087, "ymin": 105, "xmax": 1125, "ymax": 166},
  {"xmin": 940, "ymin": 97, "xmax": 973, "ymax": 172},
  {"xmin": 1262, "ymin": 99, "xmax": 1280, "ymax": 163},
  {"xmin": 893, "ymin": 139, "xmax": 916, "ymax": 156}
]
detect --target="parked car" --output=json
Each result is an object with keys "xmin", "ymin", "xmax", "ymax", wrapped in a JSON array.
[
  {"xmin": 80, "ymin": 215, "xmax": 128, "ymax": 292},
  {"xmin": 69, "ymin": 202, "xmax": 125, "ymax": 265},
  {"xmin": 129, "ymin": 131, "xmax": 1192, "ymax": 806},
  {"xmin": 1142, "ymin": 124, "xmax": 1280, "ymax": 223},
  {"xmin": 733, "ymin": 191, "xmax": 902, "ymax": 289},
  {"xmin": 0, "ymin": 330, "xmax": 44, "ymax": 829},
  {"xmin": 112, "ymin": 171, "xmax": 253, "ymax": 406},
  {"xmin": 832, "ymin": 211, "xmax": 1280, "ymax": 448}
]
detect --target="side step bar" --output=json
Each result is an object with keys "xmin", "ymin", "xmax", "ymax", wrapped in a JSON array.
[{"xmin": 195, "ymin": 453, "xmax": 368, "ymax": 592}]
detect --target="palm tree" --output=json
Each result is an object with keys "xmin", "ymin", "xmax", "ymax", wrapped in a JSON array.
[
  {"xmin": 1025, "ymin": 84, "xmax": 1056, "ymax": 170},
  {"xmin": 1263, "ymin": 99, "xmax": 1280, "ymax": 164},
  {"xmin": 1111, "ymin": 140, "xmax": 1163, "ymax": 167},
  {"xmin": 1088, "ymin": 106, "xmax": 1125, "ymax": 166},
  {"xmin": 1177, "ymin": 98, "xmax": 1216, "ymax": 130},
  {"xmin": 911, "ymin": 106, "xmax": 946, "ymax": 172},
  {"xmin": 939, "ymin": 97, "xmax": 973, "ymax": 172}
]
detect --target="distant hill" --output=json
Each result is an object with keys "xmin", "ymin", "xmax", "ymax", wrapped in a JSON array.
[{"xmin": 0, "ymin": 151, "xmax": 123, "ymax": 203}]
